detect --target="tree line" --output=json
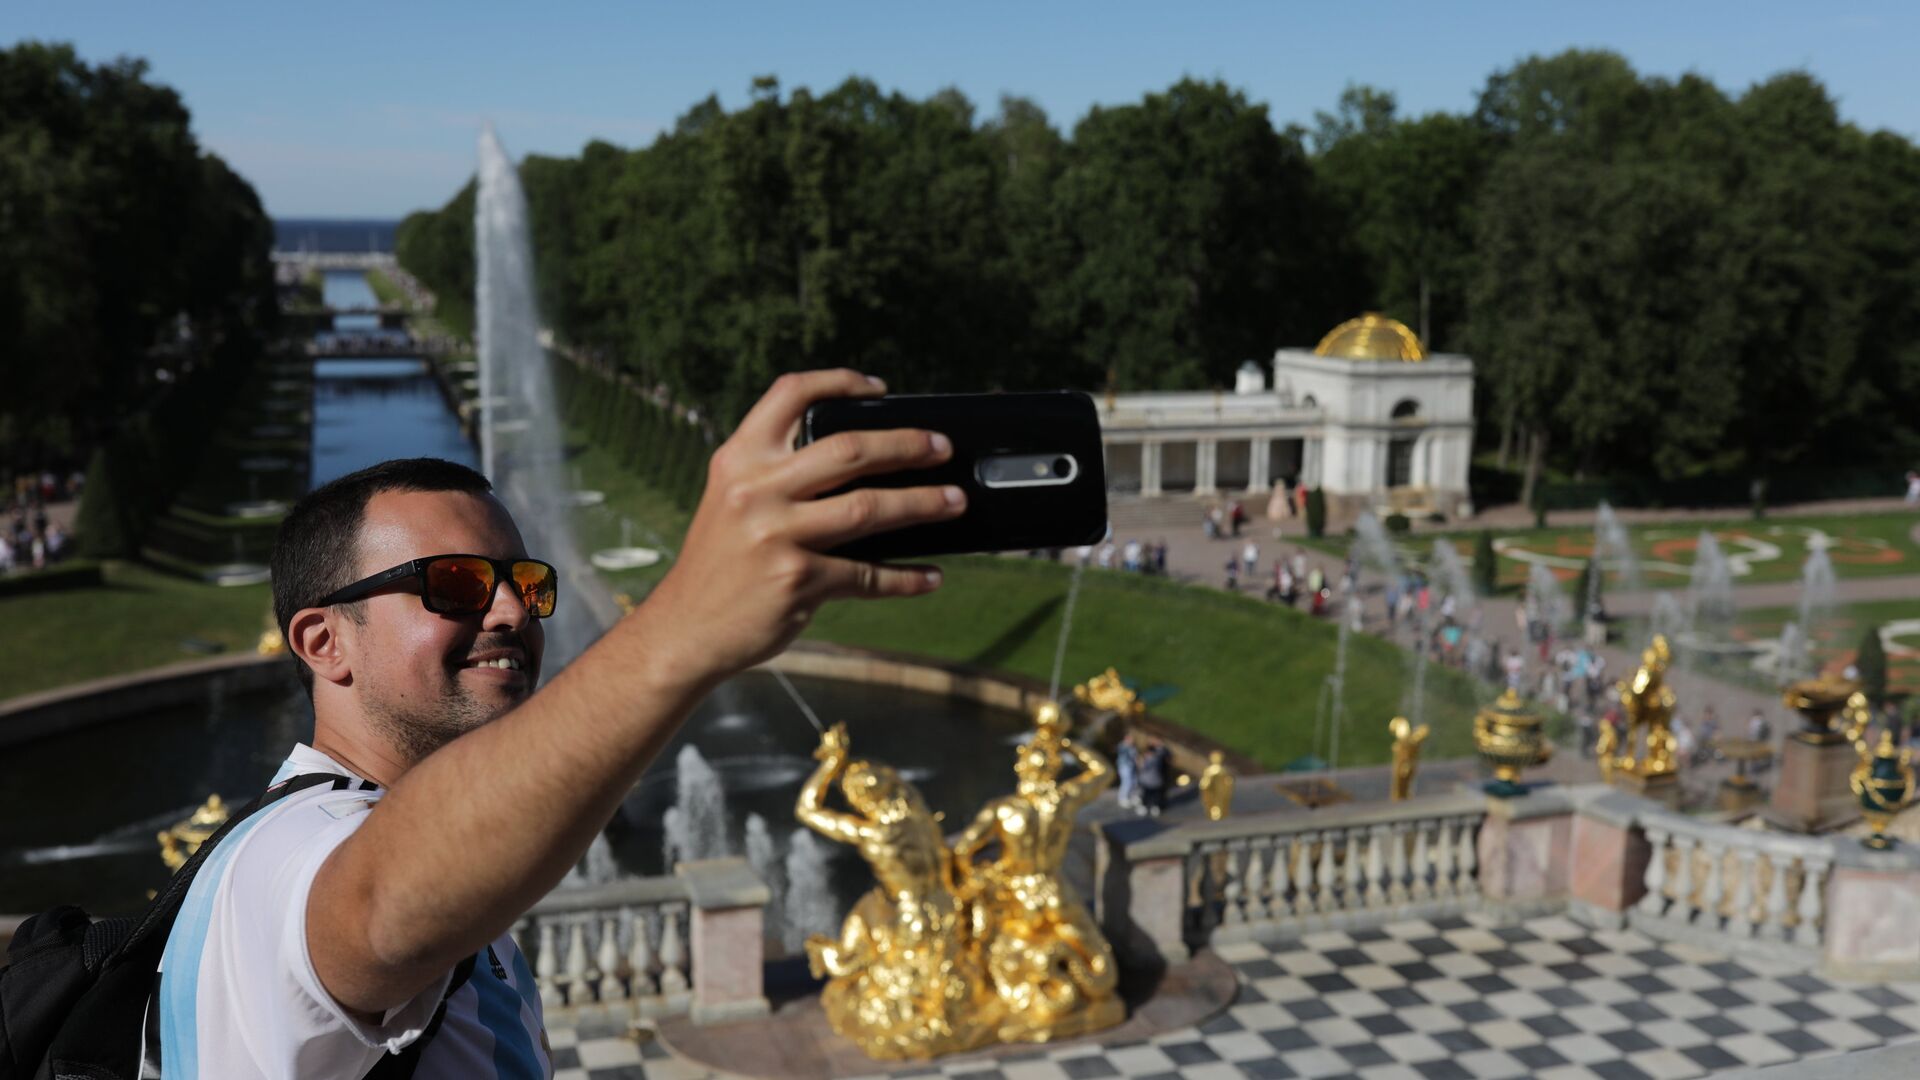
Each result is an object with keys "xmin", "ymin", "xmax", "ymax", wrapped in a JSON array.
[
  {"xmin": 398, "ymin": 51, "xmax": 1920, "ymax": 504},
  {"xmin": 1, "ymin": 42, "xmax": 278, "ymax": 480}
]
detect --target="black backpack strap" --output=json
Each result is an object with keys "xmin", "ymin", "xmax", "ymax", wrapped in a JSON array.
[{"xmin": 360, "ymin": 952, "xmax": 478, "ymax": 1080}]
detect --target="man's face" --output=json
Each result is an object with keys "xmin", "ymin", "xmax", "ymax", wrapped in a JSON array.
[{"xmin": 338, "ymin": 489, "xmax": 546, "ymax": 763}]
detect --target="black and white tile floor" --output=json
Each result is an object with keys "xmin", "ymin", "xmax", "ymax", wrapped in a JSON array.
[{"xmin": 550, "ymin": 913, "xmax": 1920, "ymax": 1080}]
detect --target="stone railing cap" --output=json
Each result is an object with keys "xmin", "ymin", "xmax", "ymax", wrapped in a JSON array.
[
  {"xmin": 1571, "ymin": 788, "xmax": 1666, "ymax": 830},
  {"xmin": 527, "ymin": 875, "xmax": 689, "ymax": 918},
  {"xmin": 1830, "ymin": 839, "xmax": 1920, "ymax": 872},
  {"xmin": 676, "ymin": 856, "xmax": 773, "ymax": 909},
  {"xmin": 1122, "ymin": 789, "xmax": 1486, "ymax": 860},
  {"xmin": 1484, "ymin": 786, "xmax": 1577, "ymax": 822}
]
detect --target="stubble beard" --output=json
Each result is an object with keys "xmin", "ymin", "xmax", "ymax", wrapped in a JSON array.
[{"xmin": 365, "ymin": 673, "xmax": 517, "ymax": 767}]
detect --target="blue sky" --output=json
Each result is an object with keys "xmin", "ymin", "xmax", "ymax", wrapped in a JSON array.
[{"xmin": 10, "ymin": 2, "xmax": 1917, "ymax": 218}]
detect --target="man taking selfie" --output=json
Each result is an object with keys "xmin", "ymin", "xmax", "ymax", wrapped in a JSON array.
[{"xmin": 158, "ymin": 370, "xmax": 963, "ymax": 1077}]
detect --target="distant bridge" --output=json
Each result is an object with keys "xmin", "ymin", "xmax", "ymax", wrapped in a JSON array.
[{"xmin": 272, "ymin": 250, "xmax": 397, "ymax": 271}]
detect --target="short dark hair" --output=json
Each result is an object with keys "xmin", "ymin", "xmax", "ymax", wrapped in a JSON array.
[{"xmin": 271, "ymin": 458, "xmax": 493, "ymax": 695}]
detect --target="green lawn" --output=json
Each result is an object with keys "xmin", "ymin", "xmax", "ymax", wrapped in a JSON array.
[
  {"xmin": 1694, "ymin": 597, "xmax": 1920, "ymax": 698},
  {"xmin": 0, "ymin": 562, "xmax": 273, "ymax": 699},
  {"xmin": 1310, "ymin": 511, "xmax": 1920, "ymax": 591}
]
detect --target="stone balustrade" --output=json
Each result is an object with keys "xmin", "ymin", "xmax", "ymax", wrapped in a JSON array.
[
  {"xmin": 1631, "ymin": 806, "xmax": 1834, "ymax": 960},
  {"xmin": 1097, "ymin": 791, "xmax": 1489, "ymax": 965},
  {"xmin": 519, "ymin": 856, "xmax": 770, "ymax": 1026}
]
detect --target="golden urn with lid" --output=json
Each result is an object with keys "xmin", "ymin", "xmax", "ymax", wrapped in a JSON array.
[{"xmin": 1473, "ymin": 689, "xmax": 1550, "ymax": 798}]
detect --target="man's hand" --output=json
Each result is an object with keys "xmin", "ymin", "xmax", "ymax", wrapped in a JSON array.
[{"xmin": 636, "ymin": 369, "xmax": 964, "ymax": 690}]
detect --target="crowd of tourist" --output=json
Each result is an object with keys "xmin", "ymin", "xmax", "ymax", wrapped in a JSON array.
[
  {"xmin": 1, "ymin": 470, "xmax": 81, "ymax": 574},
  {"xmin": 1113, "ymin": 731, "xmax": 1173, "ymax": 816}
]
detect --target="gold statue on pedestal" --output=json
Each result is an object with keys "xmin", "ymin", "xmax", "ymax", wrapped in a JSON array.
[
  {"xmin": 797, "ymin": 723, "xmax": 998, "ymax": 1059},
  {"xmin": 1616, "ymin": 635, "xmax": 1679, "ymax": 778},
  {"xmin": 953, "ymin": 702, "xmax": 1124, "ymax": 1043},
  {"xmin": 1199, "ymin": 751, "xmax": 1234, "ymax": 820},
  {"xmin": 797, "ymin": 703, "xmax": 1126, "ymax": 1060},
  {"xmin": 158, "ymin": 795, "xmax": 230, "ymax": 872},
  {"xmin": 1388, "ymin": 716, "xmax": 1430, "ymax": 801}
]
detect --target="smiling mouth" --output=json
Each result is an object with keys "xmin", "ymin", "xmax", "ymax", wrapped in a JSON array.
[{"xmin": 461, "ymin": 657, "xmax": 526, "ymax": 672}]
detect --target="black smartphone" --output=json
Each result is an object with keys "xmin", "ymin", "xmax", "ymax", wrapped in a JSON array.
[{"xmin": 798, "ymin": 391, "xmax": 1109, "ymax": 561}]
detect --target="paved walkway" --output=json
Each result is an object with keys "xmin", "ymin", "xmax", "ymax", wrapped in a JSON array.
[{"xmin": 549, "ymin": 912, "xmax": 1920, "ymax": 1080}]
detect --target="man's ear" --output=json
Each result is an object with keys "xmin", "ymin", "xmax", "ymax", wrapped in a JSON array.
[{"xmin": 288, "ymin": 608, "xmax": 352, "ymax": 687}]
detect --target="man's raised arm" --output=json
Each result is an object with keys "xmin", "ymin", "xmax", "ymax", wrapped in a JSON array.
[{"xmin": 307, "ymin": 370, "xmax": 967, "ymax": 1016}]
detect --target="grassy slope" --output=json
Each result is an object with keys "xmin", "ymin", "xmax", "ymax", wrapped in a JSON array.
[{"xmin": 0, "ymin": 562, "xmax": 272, "ymax": 699}]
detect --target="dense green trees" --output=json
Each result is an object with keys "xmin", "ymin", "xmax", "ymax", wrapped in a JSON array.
[
  {"xmin": 0, "ymin": 42, "xmax": 276, "ymax": 474},
  {"xmin": 399, "ymin": 55, "xmax": 1920, "ymax": 504}
]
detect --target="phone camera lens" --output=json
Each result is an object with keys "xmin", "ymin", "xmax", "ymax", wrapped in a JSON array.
[{"xmin": 1052, "ymin": 457, "xmax": 1072, "ymax": 477}]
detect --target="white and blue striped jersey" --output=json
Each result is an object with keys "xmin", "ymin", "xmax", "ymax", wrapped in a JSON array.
[{"xmin": 154, "ymin": 743, "xmax": 551, "ymax": 1078}]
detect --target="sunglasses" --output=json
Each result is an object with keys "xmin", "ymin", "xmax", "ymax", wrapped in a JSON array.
[{"xmin": 315, "ymin": 554, "xmax": 558, "ymax": 619}]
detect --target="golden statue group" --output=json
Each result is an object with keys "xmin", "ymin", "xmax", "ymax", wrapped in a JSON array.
[
  {"xmin": 1597, "ymin": 633, "xmax": 1679, "ymax": 786},
  {"xmin": 795, "ymin": 702, "xmax": 1124, "ymax": 1060}
]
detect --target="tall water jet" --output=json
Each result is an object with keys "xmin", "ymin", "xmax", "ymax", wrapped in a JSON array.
[
  {"xmin": 1777, "ymin": 546, "xmax": 1838, "ymax": 681},
  {"xmin": 1650, "ymin": 591, "xmax": 1687, "ymax": 647},
  {"xmin": 474, "ymin": 125, "xmax": 621, "ymax": 667},
  {"xmin": 1525, "ymin": 562, "xmax": 1570, "ymax": 637},
  {"xmin": 1352, "ymin": 512, "xmax": 1402, "ymax": 584},
  {"xmin": 1590, "ymin": 502, "xmax": 1643, "ymax": 611},
  {"xmin": 782, "ymin": 830, "xmax": 838, "ymax": 952},
  {"xmin": 744, "ymin": 813, "xmax": 785, "ymax": 939},
  {"xmin": 663, "ymin": 745, "xmax": 730, "ymax": 866},
  {"xmin": 1685, "ymin": 530, "xmax": 1736, "ymax": 637},
  {"xmin": 564, "ymin": 832, "xmax": 621, "ymax": 887}
]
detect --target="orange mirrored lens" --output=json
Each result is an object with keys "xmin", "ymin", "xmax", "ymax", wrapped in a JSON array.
[
  {"xmin": 512, "ymin": 561, "xmax": 557, "ymax": 617},
  {"xmin": 426, "ymin": 557, "xmax": 495, "ymax": 612}
]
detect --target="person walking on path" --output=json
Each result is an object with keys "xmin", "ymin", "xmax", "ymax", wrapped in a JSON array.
[
  {"xmin": 1137, "ymin": 739, "xmax": 1171, "ymax": 817},
  {"xmin": 1115, "ymin": 732, "xmax": 1141, "ymax": 812},
  {"xmin": 142, "ymin": 370, "xmax": 963, "ymax": 1077}
]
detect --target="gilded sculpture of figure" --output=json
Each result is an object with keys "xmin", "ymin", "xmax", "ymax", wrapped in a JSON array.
[
  {"xmin": 952, "ymin": 702, "xmax": 1126, "ymax": 1043},
  {"xmin": 1199, "ymin": 751, "xmax": 1234, "ymax": 820},
  {"xmin": 158, "ymin": 794, "xmax": 230, "ymax": 871},
  {"xmin": 1388, "ymin": 716, "xmax": 1430, "ymax": 801},
  {"xmin": 1616, "ymin": 634, "xmax": 1679, "ymax": 777},
  {"xmin": 1073, "ymin": 668, "xmax": 1144, "ymax": 717},
  {"xmin": 796, "ymin": 723, "xmax": 999, "ymax": 1059}
]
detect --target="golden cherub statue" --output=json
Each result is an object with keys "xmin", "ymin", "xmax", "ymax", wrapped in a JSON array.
[
  {"xmin": 157, "ymin": 794, "xmax": 230, "ymax": 872},
  {"xmin": 1199, "ymin": 751, "xmax": 1234, "ymax": 820},
  {"xmin": 1616, "ymin": 634, "xmax": 1679, "ymax": 778},
  {"xmin": 1388, "ymin": 716, "xmax": 1430, "ymax": 801},
  {"xmin": 1073, "ymin": 668, "xmax": 1144, "ymax": 717},
  {"xmin": 796, "ymin": 723, "xmax": 998, "ymax": 1059},
  {"xmin": 952, "ymin": 702, "xmax": 1125, "ymax": 1043}
]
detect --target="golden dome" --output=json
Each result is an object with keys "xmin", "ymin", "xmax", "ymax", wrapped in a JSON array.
[{"xmin": 1313, "ymin": 313, "xmax": 1426, "ymax": 362}]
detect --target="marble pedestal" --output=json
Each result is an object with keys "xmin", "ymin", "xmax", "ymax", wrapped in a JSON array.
[
  {"xmin": 1767, "ymin": 735, "xmax": 1860, "ymax": 833},
  {"xmin": 1611, "ymin": 770, "xmax": 1680, "ymax": 809}
]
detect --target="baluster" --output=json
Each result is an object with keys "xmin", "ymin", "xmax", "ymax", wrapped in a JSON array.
[
  {"xmin": 1456, "ymin": 817, "xmax": 1479, "ymax": 895},
  {"xmin": 1761, "ymin": 852, "xmax": 1791, "ymax": 942},
  {"xmin": 1388, "ymin": 823, "xmax": 1411, "ymax": 905},
  {"xmin": 1793, "ymin": 859, "xmax": 1828, "ymax": 947},
  {"xmin": 1409, "ymin": 820, "xmax": 1432, "ymax": 901},
  {"xmin": 1269, "ymin": 837, "xmax": 1292, "ymax": 918},
  {"xmin": 1222, "ymin": 842, "xmax": 1246, "ymax": 926},
  {"xmin": 658, "ymin": 905, "xmax": 690, "ymax": 993},
  {"xmin": 1727, "ymin": 850, "xmax": 1758, "ymax": 938},
  {"xmin": 1434, "ymin": 818, "xmax": 1457, "ymax": 897},
  {"xmin": 1670, "ymin": 835, "xmax": 1698, "ymax": 923},
  {"xmin": 1294, "ymin": 834, "xmax": 1316, "ymax": 914},
  {"xmin": 535, "ymin": 919, "xmax": 563, "ymax": 1008},
  {"xmin": 1316, "ymin": 831, "xmax": 1338, "ymax": 912},
  {"xmin": 597, "ymin": 915, "xmax": 626, "ymax": 1002},
  {"xmin": 1696, "ymin": 840, "xmax": 1726, "ymax": 929},
  {"xmin": 1244, "ymin": 842, "xmax": 1269, "ymax": 922},
  {"xmin": 1193, "ymin": 845, "xmax": 1220, "ymax": 933},
  {"xmin": 628, "ymin": 906, "xmax": 658, "ymax": 996},
  {"xmin": 1367, "ymin": 826, "xmax": 1382, "ymax": 903},
  {"xmin": 564, "ymin": 919, "xmax": 591, "ymax": 1004},
  {"xmin": 1637, "ymin": 827, "xmax": 1670, "ymax": 917},
  {"xmin": 1343, "ymin": 830, "xmax": 1365, "ymax": 911}
]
